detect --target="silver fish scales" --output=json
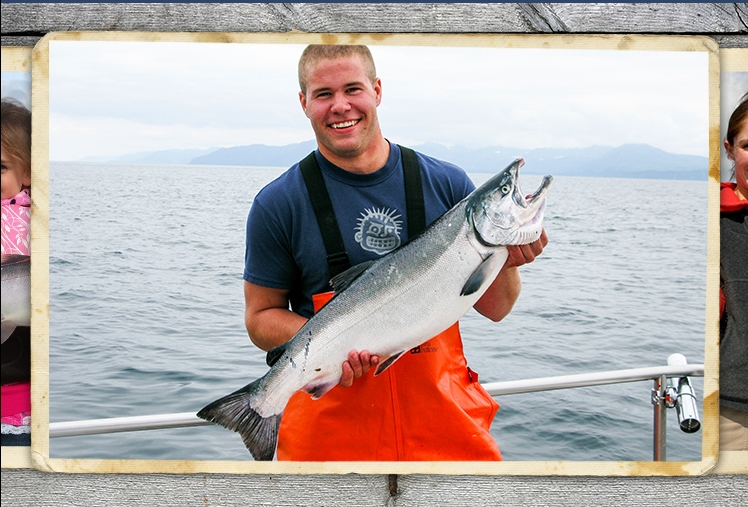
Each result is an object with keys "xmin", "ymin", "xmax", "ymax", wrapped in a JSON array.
[{"xmin": 198, "ymin": 158, "xmax": 552, "ymax": 460}]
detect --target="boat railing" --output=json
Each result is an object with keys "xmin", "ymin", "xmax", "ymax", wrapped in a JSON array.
[{"xmin": 48, "ymin": 354, "xmax": 704, "ymax": 461}]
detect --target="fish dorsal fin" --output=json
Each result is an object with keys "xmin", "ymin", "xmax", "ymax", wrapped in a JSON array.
[
  {"xmin": 266, "ymin": 342, "xmax": 288, "ymax": 367},
  {"xmin": 329, "ymin": 260, "xmax": 375, "ymax": 293},
  {"xmin": 460, "ymin": 253, "xmax": 495, "ymax": 296},
  {"xmin": 373, "ymin": 350, "xmax": 406, "ymax": 376}
]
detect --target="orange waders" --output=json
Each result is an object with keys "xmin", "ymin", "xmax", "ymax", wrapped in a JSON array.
[
  {"xmin": 279, "ymin": 147, "xmax": 501, "ymax": 460},
  {"xmin": 276, "ymin": 293, "xmax": 502, "ymax": 461}
]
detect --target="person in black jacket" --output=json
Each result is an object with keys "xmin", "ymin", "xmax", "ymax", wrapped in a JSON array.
[{"xmin": 719, "ymin": 92, "xmax": 748, "ymax": 451}]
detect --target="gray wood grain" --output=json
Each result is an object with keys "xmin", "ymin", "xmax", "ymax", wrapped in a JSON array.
[
  {"xmin": 1, "ymin": 2, "xmax": 747, "ymax": 506},
  {"xmin": 1, "ymin": 469, "xmax": 747, "ymax": 506},
  {"xmin": 1, "ymin": 2, "xmax": 748, "ymax": 35},
  {"xmin": 2, "ymin": 3, "xmax": 747, "ymax": 46}
]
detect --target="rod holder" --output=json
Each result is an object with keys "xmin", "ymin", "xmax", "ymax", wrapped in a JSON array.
[{"xmin": 665, "ymin": 354, "xmax": 701, "ymax": 434}]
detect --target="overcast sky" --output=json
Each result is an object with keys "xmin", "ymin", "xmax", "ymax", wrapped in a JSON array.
[
  {"xmin": 1, "ymin": 71, "xmax": 32, "ymax": 109},
  {"xmin": 48, "ymin": 40, "xmax": 710, "ymax": 162}
]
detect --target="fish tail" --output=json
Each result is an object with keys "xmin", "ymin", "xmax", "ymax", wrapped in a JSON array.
[{"xmin": 197, "ymin": 379, "xmax": 281, "ymax": 461}]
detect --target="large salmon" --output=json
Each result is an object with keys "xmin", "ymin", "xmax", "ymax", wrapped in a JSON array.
[
  {"xmin": 1, "ymin": 255, "xmax": 31, "ymax": 344},
  {"xmin": 198, "ymin": 158, "xmax": 552, "ymax": 460}
]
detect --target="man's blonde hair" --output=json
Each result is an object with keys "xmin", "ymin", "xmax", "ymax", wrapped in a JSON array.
[{"xmin": 298, "ymin": 45, "xmax": 377, "ymax": 95}]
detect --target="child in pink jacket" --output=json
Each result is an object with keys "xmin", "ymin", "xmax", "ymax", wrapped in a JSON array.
[{"xmin": 1, "ymin": 98, "xmax": 32, "ymax": 445}]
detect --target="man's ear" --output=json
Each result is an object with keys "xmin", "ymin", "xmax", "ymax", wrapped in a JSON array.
[{"xmin": 299, "ymin": 91, "xmax": 309, "ymax": 117}]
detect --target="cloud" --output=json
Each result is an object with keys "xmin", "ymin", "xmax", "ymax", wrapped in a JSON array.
[
  {"xmin": 48, "ymin": 40, "xmax": 709, "ymax": 161},
  {"xmin": 50, "ymin": 42, "xmax": 307, "ymax": 128},
  {"xmin": 1, "ymin": 72, "xmax": 32, "ymax": 109},
  {"xmin": 49, "ymin": 112, "xmax": 313, "ymax": 161},
  {"xmin": 373, "ymin": 46, "xmax": 708, "ymax": 156}
]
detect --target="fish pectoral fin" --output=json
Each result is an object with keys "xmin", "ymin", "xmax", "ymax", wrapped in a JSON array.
[
  {"xmin": 373, "ymin": 350, "xmax": 406, "ymax": 376},
  {"xmin": 460, "ymin": 253, "xmax": 496, "ymax": 296},
  {"xmin": 329, "ymin": 260, "xmax": 375, "ymax": 293},
  {"xmin": 266, "ymin": 343, "xmax": 288, "ymax": 367},
  {"xmin": 302, "ymin": 381, "xmax": 338, "ymax": 400},
  {"xmin": 196, "ymin": 378, "xmax": 281, "ymax": 461}
]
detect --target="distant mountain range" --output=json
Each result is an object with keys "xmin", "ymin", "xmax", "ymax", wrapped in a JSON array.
[
  {"xmin": 78, "ymin": 141, "xmax": 708, "ymax": 181},
  {"xmin": 410, "ymin": 142, "xmax": 707, "ymax": 180},
  {"xmin": 190, "ymin": 140, "xmax": 318, "ymax": 167}
]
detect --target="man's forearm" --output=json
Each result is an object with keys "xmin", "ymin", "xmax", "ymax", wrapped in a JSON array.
[
  {"xmin": 246, "ymin": 308, "xmax": 308, "ymax": 352},
  {"xmin": 472, "ymin": 265, "xmax": 522, "ymax": 323}
]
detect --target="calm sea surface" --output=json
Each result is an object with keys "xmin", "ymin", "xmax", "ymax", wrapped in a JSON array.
[{"xmin": 48, "ymin": 162, "xmax": 708, "ymax": 462}]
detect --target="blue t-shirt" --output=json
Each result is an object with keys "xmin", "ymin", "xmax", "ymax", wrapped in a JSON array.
[{"xmin": 244, "ymin": 142, "xmax": 475, "ymax": 318}]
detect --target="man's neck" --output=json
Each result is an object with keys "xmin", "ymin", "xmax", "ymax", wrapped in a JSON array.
[{"xmin": 319, "ymin": 137, "xmax": 391, "ymax": 175}]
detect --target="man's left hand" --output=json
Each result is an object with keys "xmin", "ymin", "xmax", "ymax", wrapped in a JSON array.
[{"xmin": 505, "ymin": 229, "xmax": 548, "ymax": 268}]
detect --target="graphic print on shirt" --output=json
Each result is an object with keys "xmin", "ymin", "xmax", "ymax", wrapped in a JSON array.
[{"xmin": 354, "ymin": 207, "xmax": 403, "ymax": 255}]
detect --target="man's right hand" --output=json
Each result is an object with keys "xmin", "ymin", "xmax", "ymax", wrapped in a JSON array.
[{"xmin": 339, "ymin": 350, "xmax": 379, "ymax": 388}]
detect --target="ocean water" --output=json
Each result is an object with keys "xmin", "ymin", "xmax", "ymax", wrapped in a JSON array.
[{"xmin": 48, "ymin": 162, "xmax": 708, "ymax": 462}]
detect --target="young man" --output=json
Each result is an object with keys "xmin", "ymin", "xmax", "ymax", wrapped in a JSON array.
[{"xmin": 243, "ymin": 45, "xmax": 547, "ymax": 460}]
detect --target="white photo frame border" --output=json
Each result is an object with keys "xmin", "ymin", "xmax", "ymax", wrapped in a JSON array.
[{"xmin": 30, "ymin": 31, "xmax": 720, "ymax": 476}]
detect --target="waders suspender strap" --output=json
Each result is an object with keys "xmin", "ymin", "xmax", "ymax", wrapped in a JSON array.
[
  {"xmin": 299, "ymin": 146, "xmax": 425, "ymax": 279},
  {"xmin": 399, "ymin": 146, "xmax": 426, "ymax": 238},
  {"xmin": 299, "ymin": 152, "xmax": 350, "ymax": 278}
]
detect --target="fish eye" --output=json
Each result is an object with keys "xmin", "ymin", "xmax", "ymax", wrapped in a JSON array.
[{"xmin": 501, "ymin": 184, "xmax": 511, "ymax": 194}]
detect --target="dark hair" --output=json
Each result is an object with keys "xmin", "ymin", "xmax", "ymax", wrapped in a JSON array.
[
  {"xmin": 1, "ymin": 98, "xmax": 32, "ymax": 178},
  {"xmin": 725, "ymin": 92, "xmax": 748, "ymax": 148},
  {"xmin": 298, "ymin": 45, "xmax": 377, "ymax": 95}
]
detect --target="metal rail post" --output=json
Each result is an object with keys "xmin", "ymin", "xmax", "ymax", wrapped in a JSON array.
[{"xmin": 652, "ymin": 374, "xmax": 668, "ymax": 461}]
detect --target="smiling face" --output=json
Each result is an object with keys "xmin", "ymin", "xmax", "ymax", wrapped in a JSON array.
[
  {"xmin": 1, "ymin": 147, "xmax": 30, "ymax": 200},
  {"xmin": 725, "ymin": 118, "xmax": 748, "ymax": 201},
  {"xmin": 1, "ymin": 99, "xmax": 32, "ymax": 200},
  {"xmin": 299, "ymin": 55, "xmax": 389, "ymax": 173}
]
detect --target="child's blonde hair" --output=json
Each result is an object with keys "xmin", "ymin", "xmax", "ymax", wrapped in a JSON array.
[{"xmin": 1, "ymin": 98, "xmax": 32, "ymax": 179}]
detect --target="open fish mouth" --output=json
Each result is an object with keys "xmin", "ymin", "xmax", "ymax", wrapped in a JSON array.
[
  {"xmin": 508, "ymin": 195, "xmax": 548, "ymax": 245},
  {"xmin": 469, "ymin": 158, "xmax": 552, "ymax": 247},
  {"xmin": 514, "ymin": 172, "xmax": 552, "ymax": 231}
]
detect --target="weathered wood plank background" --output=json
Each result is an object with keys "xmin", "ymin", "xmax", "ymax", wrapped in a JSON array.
[
  {"xmin": 2, "ymin": 2, "xmax": 748, "ymax": 46},
  {"xmin": 2, "ymin": 3, "xmax": 747, "ymax": 506}
]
